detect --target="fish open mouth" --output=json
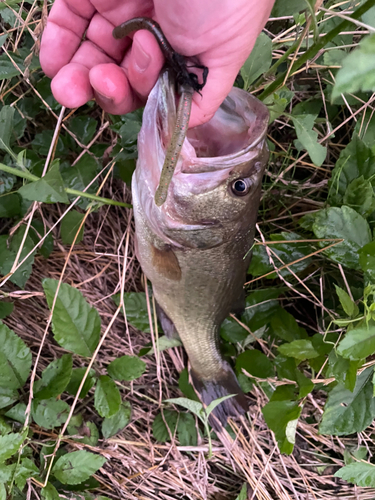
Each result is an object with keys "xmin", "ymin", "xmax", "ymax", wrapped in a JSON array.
[{"xmin": 155, "ymin": 70, "xmax": 269, "ymax": 176}]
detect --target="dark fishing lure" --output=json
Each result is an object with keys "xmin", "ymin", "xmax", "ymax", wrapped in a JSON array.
[{"xmin": 113, "ymin": 17, "xmax": 208, "ymax": 205}]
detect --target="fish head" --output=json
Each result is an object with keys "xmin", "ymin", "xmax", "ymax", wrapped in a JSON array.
[{"xmin": 134, "ymin": 70, "xmax": 269, "ymax": 249}]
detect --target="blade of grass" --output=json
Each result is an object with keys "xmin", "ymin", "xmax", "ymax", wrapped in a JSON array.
[
  {"xmin": 0, "ymin": 163, "xmax": 131, "ymax": 208},
  {"xmin": 259, "ymin": 0, "xmax": 375, "ymax": 101}
]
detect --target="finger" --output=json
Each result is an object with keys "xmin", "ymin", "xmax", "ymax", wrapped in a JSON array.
[
  {"xmin": 86, "ymin": 13, "xmax": 129, "ymax": 63},
  {"xmin": 40, "ymin": 0, "xmax": 95, "ymax": 78},
  {"xmin": 189, "ymin": 61, "xmax": 243, "ymax": 128},
  {"xmin": 50, "ymin": 40, "xmax": 115, "ymax": 108},
  {"xmin": 90, "ymin": 63, "xmax": 142, "ymax": 115},
  {"xmin": 124, "ymin": 30, "xmax": 165, "ymax": 99},
  {"xmin": 51, "ymin": 63, "xmax": 94, "ymax": 109},
  {"xmin": 70, "ymin": 40, "xmax": 114, "ymax": 67}
]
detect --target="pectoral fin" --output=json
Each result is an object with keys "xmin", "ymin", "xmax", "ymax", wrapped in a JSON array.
[
  {"xmin": 155, "ymin": 301, "xmax": 180, "ymax": 340},
  {"xmin": 151, "ymin": 244, "xmax": 181, "ymax": 281}
]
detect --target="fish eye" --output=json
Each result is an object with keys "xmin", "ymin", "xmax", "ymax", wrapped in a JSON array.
[{"xmin": 230, "ymin": 178, "xmax": 251, "ymax": 196}]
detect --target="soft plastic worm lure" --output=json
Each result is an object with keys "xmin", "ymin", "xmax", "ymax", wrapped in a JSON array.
[{"xmin": 113, "ymin": 17, "xmax": 208, "ymax": 206}]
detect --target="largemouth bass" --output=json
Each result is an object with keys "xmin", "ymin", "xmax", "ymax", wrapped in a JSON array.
[{"xmin": 133, "ymin": 70, "xmax": 269, "ymax": 426}]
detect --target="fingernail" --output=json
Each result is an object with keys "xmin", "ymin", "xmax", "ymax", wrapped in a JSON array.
[
  {"xmin": 133, "ymin": 39, "xmax": 151, "ymax": 73},
  {"xmin": 95, "ymin": 91, "xmax": 114, "ymax": 105}
]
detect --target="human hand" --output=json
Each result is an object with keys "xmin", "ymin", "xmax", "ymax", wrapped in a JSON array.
[{"xmin": 40, "ymin": 0, "xmax": 274, "ymax": 127}]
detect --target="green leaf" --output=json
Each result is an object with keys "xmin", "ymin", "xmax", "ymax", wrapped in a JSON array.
[
  {"xmin": 60, "ymin": 155, "xmax": 98, "ymax": 209},
  {"xmin": 107, "ymin": 355, "xmax": 146, "ymax": 382},
  {"xmin": 353, "ymin": 107, "xmax": 375, "ymax": 149},
  {"xmin": 262, "ymin": 400, "xmax": 301, "ymax": 454},
  {"xmin": 34, "ymin": 354, "xmax": 72, "ymax": 400},
  {"xmin": 141, "ymin": 335, "xmax": 182, "ymax": 355},
  {"xmin": 94, "ymin": 375, "xmax": 121, "ymax": 418},
  {"xmin": 43, "ymin": 278, "xmax": 101, "ymax": 357},
  {"xmin": 327, "ymin": 351, "xmax": 359, "ymax": 391},
  {"xmin": 335, "ymin": 462, "xmax": 375, "ymax": 487},
  {"xmin": 177, "ymin": 412, "xmax": 197, "ymax": 446},
  {"xmin": 32, "ymin": 131, "xmax": 65, "ymax": 156},
  {"xmin": 41, "ymin": 483, "xmax": 60, "ymax": 500},
  {"xmin": 242, "ymin": 288, "xmax": 283, "ymax": 332},
  {"xmin": 0, "ymin": 192, "xmax": 20, "ymax": 217},
  {"xmin": 278, "ymin": 340, "xmax": 319, "ymax": 360},
  {"xmin": 332, "ymin": 34, "xmax": 375, "ymax": 101},
  {"xmin": 220, "ymin": 317, "xmax": 248, "ymax": 343},
  {"xmin": 337, "ymin": 325, "xmax": 375, "ymax": 360},
  {"xmin": 206, "ymin": 395, "xmax": 236, "ymax": 417},
  {"xmin": 249, "ymin": 232, "xmax": 312, "ymax": 279},
  {"xmin": 165, "ymin": 398, "xmax": 204, "ymax": 420},
  {"xmin": 291, "ymin": 114, "xmax": 327, "ymax": 166},
  {"xmin": 52, "ymin": 450, "xmax": 106, "ymax": 485},
  {"xmin": 0, "ymin": 386, "xmax": 18, "ymax": 409},
  {"xmin": 329, "ymin": 135, "xmax": 375, "ymax": 203},
  {"xmin": 67, "ymin": 416, "xmax": 99, "ymax": 446},
  {"xmin": 18, "ymin": 161, "xmax": 69, "ymax": 204},
  {"xmin": 320, "ymin": 368, "xmax": 375, "ymax": 435},
  {"xmin": 0, "ymin": 483, "xmax": 5, "ymax": 500},
  {"xmin": 0, "ymin": 170, "xmax": 15, "ymax": 194},
  {"xmin": 30, "ymin": 219, "xmax": 54, "ymax": 259},
  {"xmin": 335, "ymin": 285, "xmax": 359, "ymax": 318},
  {"xmin": 359, "ymin": 241, "xmax": 375, "ymax": 284},
  {"xmin": 235, "ymin": 483, "xmax": 248, "ymax": 500},
  {"xmin": 271, "ymin": 0, "xmax": 305, "ymax": 16},
  {"xmin": 241, "ymin": 32, "xmax": 272, "ymax": 88},
  {"xmin": 343, "ymin": 176, "xmax": 375, "ymax": 217},
  {"xmin": 0, "ymin": 323, "xmax": 31, "ymax": 389},
  {"xmin": 236, "ymin": 349, "xmax": 274, "ymax": 378},
  {"xmin": 312, "ymin": 206, "xmax": 371, "ymax": 270},
  {"xmin": 60, "ymin": 210, "xmax": 85, "ymax": 245},
  {"xmin": 5, "ymin": 402, "xmax": 27, "ymax": 424},
  {"xmin": 0, "ymin": 229, "xmax": 36, "ymax": 288},
  {"xmin": 66, "ymin": 368, "xmax": 96, "ymax": 398},
  {"xmin": 0, "ymin": 463, "xmax": 15, "ymax": 484},
  {"xmin": 0, "ymin": 432, "xmax": 24, "ymax": 462},
  {"xmin": 270, "ymin": 385, "xmax": 298, "ymax": 402},
  {"xmin": 13, "ymin": 457, "xmax": 39, "ymax": 490},
  {"xmin": 113, "ymin": 292, "xmax": 151, "ymax": 332},
  {"xmin": 152, "ymin": 410, "xmax": 178, "ymax": 442},
  {"xmin": 0, "ymin": 105, "xmax": 14, "ymax": 150},
  {"xmin": 263, "ymin": 89, "xmax": 294, "ymax": 123},
  {"xmin": 178, "ymin": 368, "xmax": 199, "ymax": 402},
  {"xmin": 0, "ymin": 301, "xmax": 13, "ymax": 319},
  {"xmin": 117, "ymin": 158, "xmax": 136, "ymax": 186},
  {"xmin": 296, "ymin": 371, "xmax": 314, "ymax": 398},
  {"xmin": 238, "ymin": 372, "xmax": 253, "ymax": 393},
  {"xmin": 344, "ymin": 446, "xmax": 368, "ymax": 465},
  {"xmin": 0, "ymin": 54, "xmax": 24, "ymax": 80},
  {"xmin": 323, "ymin": 48, "xmax": 347, "ymax": 68},
  {"xmin": 32, "ymin": 398, "xmax": 70, "ymax": 429},
  {"xmin": 271, "ymin": 309, "xmax": 308, "ymax": 342},
  {"xmin": 102, "ymin": 401, "xmax": 132, "ymax": 439},
  {"xmin": 117, "ymin": 111, "xmax": 142, "ymax": 147},
  {"xmin": 69, "ymin": 116, "xmax": 97, "ymax": 145}
]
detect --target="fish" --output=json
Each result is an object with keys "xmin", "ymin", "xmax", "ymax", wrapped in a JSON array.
[{"xmin": 132, "ymin": 69, "xmax": 269, "ymax": 427}]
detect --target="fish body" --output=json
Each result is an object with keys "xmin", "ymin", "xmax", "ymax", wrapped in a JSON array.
[{"xmin": 133, "ymin": 70, "xmax": 269, "ymax": 426}]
